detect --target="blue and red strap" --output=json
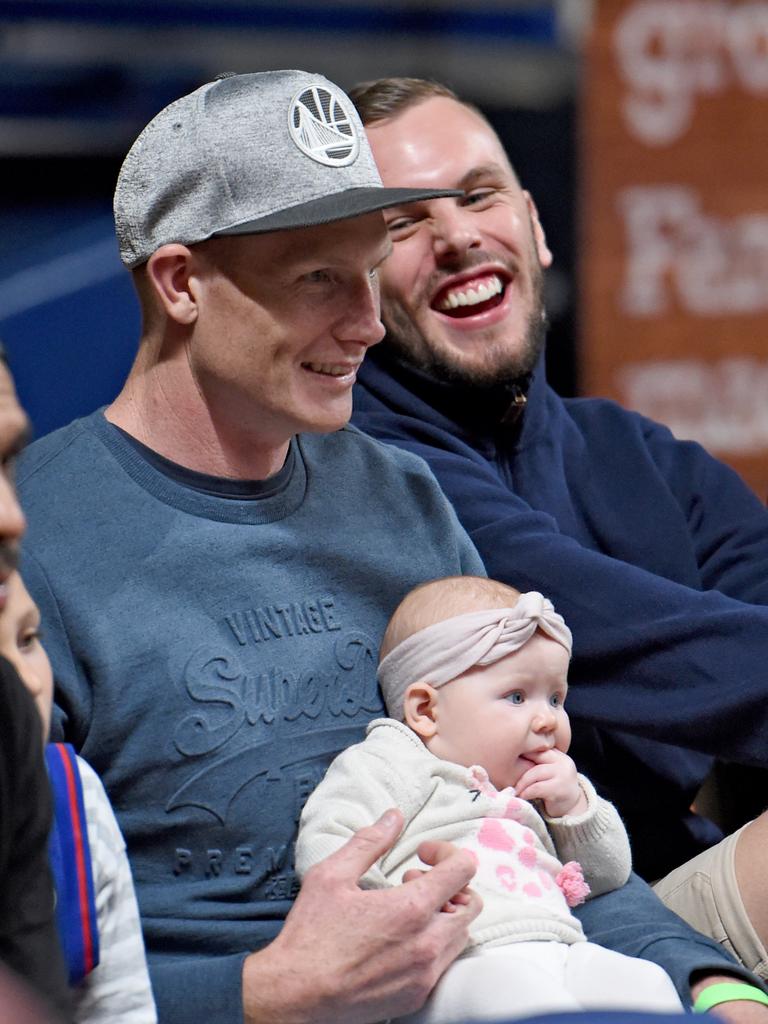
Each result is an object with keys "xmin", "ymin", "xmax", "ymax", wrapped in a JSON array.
[{"xmin": 45, "ymin": 742, "xmax": 99, "ymax": 985}]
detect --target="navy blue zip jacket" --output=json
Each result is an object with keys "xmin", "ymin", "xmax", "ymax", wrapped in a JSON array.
[{"xmin": 353, "ymin": 343, "xmax": 768, "ymax": 881}]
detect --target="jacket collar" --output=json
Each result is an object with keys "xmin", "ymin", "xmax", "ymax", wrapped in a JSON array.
[{"xmin": 358, "ymin": 340, "xmax": 549, "ymax": 439}]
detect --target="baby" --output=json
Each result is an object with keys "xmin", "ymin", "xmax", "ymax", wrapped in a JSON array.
[
  {"xmin": 296, "ymin": 576, "xmax": 683, "ymax": 1022},
  {"xmin": 0, "ymin": 570, "xmax": 156, "ymax": 1024}
]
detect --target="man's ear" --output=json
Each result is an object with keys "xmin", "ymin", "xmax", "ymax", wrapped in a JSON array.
[
  {"xmin": 403, "ymin": 682, "xmax": 439, "ymax": 739},
  {"xmin": 524, "ymin": 190, "xmax": 553, "ymax": 270},
  {"xmin": 146, "ymin": 244, "xmax": 200, "ymax": 325}
]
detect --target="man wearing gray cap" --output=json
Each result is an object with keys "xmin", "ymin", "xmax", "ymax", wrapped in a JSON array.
[{"xmin": 16, "ymin": 71, "xmax": 485, "ymax": 1023}]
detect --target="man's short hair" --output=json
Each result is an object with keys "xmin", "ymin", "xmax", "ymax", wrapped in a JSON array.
[
  {"xmin": 348, "ymin": 76, "xmax": 521, "ymax": 215},
  {"xmin": 349, "ymin": 77, "xmax": 460, "ymax": 127}
]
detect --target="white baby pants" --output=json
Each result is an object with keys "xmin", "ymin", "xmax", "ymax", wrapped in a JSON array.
[{"xmin": 397, "ymin": 940, "xmax": 684, "ymax": 1023}]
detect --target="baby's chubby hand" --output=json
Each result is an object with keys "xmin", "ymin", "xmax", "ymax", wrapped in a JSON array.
[{"xmin": 514, "ymin": 748, "xmax": 588, "ymax": 818}]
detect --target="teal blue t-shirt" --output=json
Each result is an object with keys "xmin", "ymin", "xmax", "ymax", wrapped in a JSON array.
[{"xmin": 18, "ymin": 411, "xmax": 484, "ymax": 1023}]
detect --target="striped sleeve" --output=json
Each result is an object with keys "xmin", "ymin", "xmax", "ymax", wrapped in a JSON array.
[{"xmin": 73, "ymin": 756, "xmax": 157, "ymax": 1024}]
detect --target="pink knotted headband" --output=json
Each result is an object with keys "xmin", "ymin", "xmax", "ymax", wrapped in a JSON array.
[{"xmin": 378, "ymin": 591, "xmax": 572, "ymax": 722}]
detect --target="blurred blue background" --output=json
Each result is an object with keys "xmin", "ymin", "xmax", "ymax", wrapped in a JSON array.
[{"xmin": 0, "ymin": 0, "xmax": 585, "ymax": 440}]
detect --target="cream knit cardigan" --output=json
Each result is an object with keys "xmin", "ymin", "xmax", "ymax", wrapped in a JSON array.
[{"xmin": 296, "ymin": 719, "xmax": 632, "ymax": 953}]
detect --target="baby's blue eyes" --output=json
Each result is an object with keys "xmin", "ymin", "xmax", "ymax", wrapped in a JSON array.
[{"xmin": 504, "ymin": 691, "xmax": 564, "ymax": 707}]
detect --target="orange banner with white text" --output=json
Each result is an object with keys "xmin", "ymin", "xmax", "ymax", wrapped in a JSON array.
[{"xmin": 581, "ymin": 0, "xmax": 768, "ymax": 498}]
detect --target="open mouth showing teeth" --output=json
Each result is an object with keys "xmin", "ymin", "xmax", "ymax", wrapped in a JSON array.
[
  {"xmin": 433, "ymin": 274, "xmax": 506, "ymax": 318},
  {"xmin": 302, "ymin": 362, "xmax": 356, "ymax": 377}
]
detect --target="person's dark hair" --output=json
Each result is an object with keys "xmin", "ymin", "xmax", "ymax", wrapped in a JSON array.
[{"xmin": 349, "ymin": 77, "xmax": 459, "ymax": 127}]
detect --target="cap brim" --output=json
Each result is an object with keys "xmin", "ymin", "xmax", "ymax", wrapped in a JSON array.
[{"xmin": 213, "ymin": 186, "xmax": 463, "ymax": 237}]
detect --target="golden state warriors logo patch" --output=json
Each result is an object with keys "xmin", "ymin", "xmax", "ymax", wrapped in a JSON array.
[{"xmin": 288, "ymin": 84, "xmax": 360, "ymax": 167}]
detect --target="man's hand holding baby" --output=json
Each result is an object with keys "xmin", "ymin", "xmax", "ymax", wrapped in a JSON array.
[{"xmin": 514, "ymin": 748, "xmax": 589, "ymax": 818}]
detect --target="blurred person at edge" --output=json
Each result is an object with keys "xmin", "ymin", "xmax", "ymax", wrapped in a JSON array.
[
  {"xmin": 0, "ymin": 344, "xmax": 71, "ymax": 1022},
  {"xmin": 0, "ymin": 568, "xmax": 157, "ymax": 1024}
]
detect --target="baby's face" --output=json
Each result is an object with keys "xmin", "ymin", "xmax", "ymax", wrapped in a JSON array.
[
  {"xmin": 0, "ymin": 572, "xmax": 53, "ymax": 741},
  {"xmin": 426, "ymin": 631, "xmax": 571, "ymax": 791}
]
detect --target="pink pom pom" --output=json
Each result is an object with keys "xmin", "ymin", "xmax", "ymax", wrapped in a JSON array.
[{"xmin": 556, "ymin": 861, "xmax": 591, "ymax": 907}]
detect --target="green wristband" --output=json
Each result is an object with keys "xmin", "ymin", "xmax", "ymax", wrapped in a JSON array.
[{"xmin": 694, "ymin": 983, "xmax": 768, "ymax": 1013}]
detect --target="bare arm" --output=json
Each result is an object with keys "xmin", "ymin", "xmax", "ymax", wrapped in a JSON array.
[{"xmin": 692, "ymin": 975, "xmax": 768, "ymax": 1024}]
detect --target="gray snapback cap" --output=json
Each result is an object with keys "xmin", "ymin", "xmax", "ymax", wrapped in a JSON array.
[{"xmin": 114, "ymin": 69, "xmax": 461, "ymax": 268}]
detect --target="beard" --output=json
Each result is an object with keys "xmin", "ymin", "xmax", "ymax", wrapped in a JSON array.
[{"xmin": 381, "ymin": 246, "xmax": 548, "ymax": 390}]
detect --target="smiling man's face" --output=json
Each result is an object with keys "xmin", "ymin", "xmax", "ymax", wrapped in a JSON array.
[
  {"xmin": 182, "ymin": 212, "xmax": 389, "ymax": 451},
  {"xmin": 365, "ymin": 96, "xmax": 553, "ymax": 386}
]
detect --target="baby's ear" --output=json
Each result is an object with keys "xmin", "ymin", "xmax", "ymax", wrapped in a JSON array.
[{"xmin": 403, "ymin": 682, "xmax": 439, "ymax": 739}]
